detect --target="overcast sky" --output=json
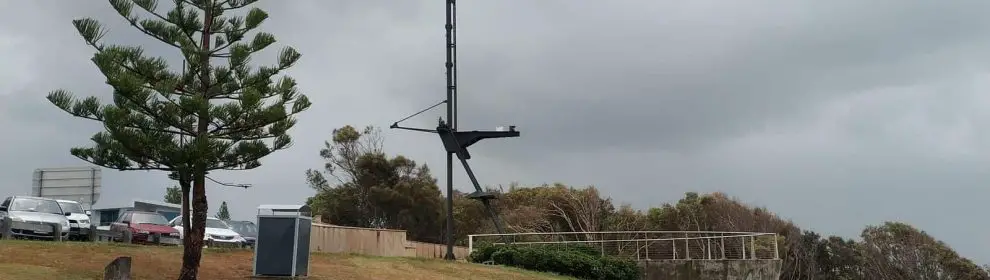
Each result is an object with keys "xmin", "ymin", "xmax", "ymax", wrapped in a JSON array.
[{"xmin": 3, "ymin": 0, "xmax": 990, "ymax": 263}]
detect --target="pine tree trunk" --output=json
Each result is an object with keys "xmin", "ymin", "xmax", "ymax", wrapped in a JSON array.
[
  {"xmin": 178, "ymin": 176, "xmax": 198, "ymax": 279},
  {"xmin": 179, "ymin": 2, "xmax": 215, "ymax": 279},
  {"xmin": 179, "ymin": 176, "xmax": 208, "ymax": 279}
]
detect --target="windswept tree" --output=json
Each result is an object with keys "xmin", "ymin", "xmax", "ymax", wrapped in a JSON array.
[
  {"xmin": 306, "ymin": 125, "xmax": 445, "ymax": 243},
  {"xmin": 46, "ymin": 0, "xmax": 310, "ymax": 278}
]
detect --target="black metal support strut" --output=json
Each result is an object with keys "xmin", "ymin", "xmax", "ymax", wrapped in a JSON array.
[{"xmin": 389, "ymin": 0, "xmax": 520, "ymax": 261}]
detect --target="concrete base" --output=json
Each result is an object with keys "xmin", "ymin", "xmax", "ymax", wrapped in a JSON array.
[{"xmin": 638, "ymin": 259, "xmax": 782, "ymax": 280}]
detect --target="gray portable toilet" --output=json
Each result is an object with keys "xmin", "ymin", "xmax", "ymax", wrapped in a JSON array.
[{"xmin": 253, "ymin": 204, "xmax": 312, "ymax": 277}]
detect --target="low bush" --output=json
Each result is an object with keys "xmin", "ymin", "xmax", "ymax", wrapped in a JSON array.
[{"xmin": 469, "ymin": 244, "xmax": 640, "ymax": 280}]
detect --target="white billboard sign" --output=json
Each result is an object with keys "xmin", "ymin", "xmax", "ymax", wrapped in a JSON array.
[{"xmin": 32, "ymin": 166, "xmax": 102, "ymax": 209}]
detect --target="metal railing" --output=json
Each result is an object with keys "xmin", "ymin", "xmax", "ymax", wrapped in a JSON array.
[{"xmin": 469, "ymin": 231, "xmax": 780, "ymax": 261}]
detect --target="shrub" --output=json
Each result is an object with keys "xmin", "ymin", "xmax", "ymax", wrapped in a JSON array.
[
  {"xmin": 469, "ymin": 244, "xmax": 641, "ymax": 280},
  {"xmin": 468, "ymin": 244, "xmax": 498, "ymax": 263}
]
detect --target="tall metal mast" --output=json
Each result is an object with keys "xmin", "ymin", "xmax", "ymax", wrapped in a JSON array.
[
  {"xmin": 443, "ymin": 0, "xmax": 457, "ymax": 260},
  {"xmin": 390, "ymin": 0, "xmax": 519, "ymax": 261}
]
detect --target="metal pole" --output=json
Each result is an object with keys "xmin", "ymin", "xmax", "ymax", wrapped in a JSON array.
[
  {"xmin": 773, "ymin": 234, "xmax": 780, "ymax": 259},
  {"xmin": 741, "ymin": 236, "xmax": 746, "ymax": 259},
  {"xmin": 91, "ymin": 168, "xmax": 97, "ymax": 209},
  {"xmin": 672, "ymin": 240, "xmax": 677, "ymax": 259},
  {"xmin": 750, "ymin": 235, "xmax": 756, "ymax": 259},
  {"xmin": 720, "ymin": 237, "xmax": 725, "ymax": 259},
  {"xmin": 468, "ymin": 235, "xmax": 474, "ymax": 254},
  {"xmin": 38, "ymin": 170, "xmax": 44, "ymax": 197},
  {"xmin": 443, "ymin": 0, "xmax": 457, "ymax": 261}
]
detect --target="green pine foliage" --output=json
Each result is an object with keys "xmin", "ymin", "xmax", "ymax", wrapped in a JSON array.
[
  {"xmin": 164, "ymin": 185, "xmax": 182, "ymax": 204},
  {"xmin": 46, "ymin": 0, "xmax": 311, "ymax": 173},
  {"xmin": 215, "ymin": 201, "xmax": 230, "ymax": 220},
  {"xmin": 46, "ymin": 0, "xmax": 310, "ymax": 278}
]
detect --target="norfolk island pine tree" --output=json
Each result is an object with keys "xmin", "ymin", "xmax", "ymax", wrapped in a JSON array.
[
  {"xmin": 45, "ymin": 0, "xmax": 311, "ymax": 279},
  {"xmin": 215, "ymin": 201, "xmax": 231, "ymax": 220}
]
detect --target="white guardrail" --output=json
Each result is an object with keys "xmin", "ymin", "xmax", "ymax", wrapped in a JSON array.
[{"xmin": 468, "ymin": 231, "xmax": 780, "ymax": 261}]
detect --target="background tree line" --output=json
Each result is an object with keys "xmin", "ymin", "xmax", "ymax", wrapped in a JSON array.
[{"xmin": 306, "ymin": 125, "xmax": 989, "ymax": 280}]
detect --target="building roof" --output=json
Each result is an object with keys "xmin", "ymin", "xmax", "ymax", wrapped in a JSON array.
[
  {"xmin": 258, "ymin": 204, "xmax": 309, "ymax": 212},
  {"xmin": 133, "ymin": 199, "xmax": 181, "ymax": 209},
  {"xmin": 92, "ymin": 199, "xmax": 181, "ymax": 211}
]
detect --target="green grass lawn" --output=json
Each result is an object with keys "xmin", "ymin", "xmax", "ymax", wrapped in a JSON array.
[{"xmin": 0, "ymin": 239, "xmax": 572, "ymax": 280}]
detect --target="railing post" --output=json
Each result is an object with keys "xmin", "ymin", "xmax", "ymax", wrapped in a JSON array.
[
  {"xmin": 672, "ymin": 239, "xmax": 677, "ymax": 259},
  {"xmin": 646, "ymin": 239, "xmax": 650, "ymax": 260},
  {"xmin": 720, "ymin": 237, "xmax": 725, "ymax": 259},
  {"xmin": 684, "ymin": 233, "xmax": 690, "ymax": 259},
  {"xmin": 706, "ymin": 237, "xmax": 711, "ymax": 259},
  {"xmin": 750, "ymin": 235, "xmax": 756, "ymax": 259},
  {"xmin": 741, "ymin": 236, "xmax": 746, "ymax": 259},
  {"xmin": 773, "ymin": 234, "xmax": 780, "ymax": 259},
  {"xmin": 468, "ymin": 235, "xmax": 474, "ymax": 254},
  {"xmin": 599, "ymin": 233, "xmax": 604, "ymax": 257}
]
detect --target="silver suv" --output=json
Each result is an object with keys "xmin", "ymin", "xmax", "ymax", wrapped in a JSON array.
[{"xmin": 0, "ymin": 196, "xmax": 71, "ymax": 240}]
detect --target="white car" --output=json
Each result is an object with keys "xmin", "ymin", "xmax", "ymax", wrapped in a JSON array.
[
  {"xmin": 168, "ymin": 216, "xmax": 246, "ymax": 247},
  {"xmin": 56, "ymin": 199, "xmax": 92, "ymax": 241},
  {"xmin": 0, "ymin": 196, "xmax": 71, "ymax": 240}
]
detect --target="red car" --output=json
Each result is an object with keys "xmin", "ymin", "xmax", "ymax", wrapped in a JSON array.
[{"xmin": 110, "ymin": 211, "xmax": 181, "ymax": 245}]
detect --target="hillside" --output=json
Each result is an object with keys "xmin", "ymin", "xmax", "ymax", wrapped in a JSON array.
[{"xmin": 0, "ymin": 240, "xmax": 571, "ymax": 280}]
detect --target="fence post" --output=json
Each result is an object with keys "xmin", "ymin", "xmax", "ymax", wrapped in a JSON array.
[
  {"xmin": 123, "ymin": 230, "xmax": 133, "ymax": 244},
  {"xmin": 103, "ymin": 256, "xmax": 132, "ymax": 280},
  {"xmin": 773, "ymin": 234, "xmax": 780, "ymax": 259},
  {"xmin": 720, "ymin": 237, "xmax": 725, "ymax": 259},
  {"xmin": 89, "ymin": 224, "xmax": 97, "ymax": 242},
  {"xmin": 706, "ymin": 238, "xmax": 711, "ymax": 259},
  {"xmin": 684, "ymin": 233, "xmax": 690, "ymax": 259},
  {"xmin": 468, "ymin": 235, "xmax": 473, "ymax": 255},
  {"xmin": 741, "ymin": 236, "xmax": 746, "ymax": 259},
  {"xmin": 645, "ymin": 239, "xmax": 650, "ymax": 260},
  {"xmin": 53, "ymin": 223, "xmax": 62, "ymax": 241},
  {"xmin": 750, "ymin": 235, "xmax": 756, "ymax": 259},
  {"xmin": 1, "ymin": 216, "xmax": 12, "ymax": 239},
  {"xmin": 672, "ymin": 240, "xmax": 677, "ymax": 259}
]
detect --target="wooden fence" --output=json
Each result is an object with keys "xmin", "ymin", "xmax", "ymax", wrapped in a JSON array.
[
  {"xmin": 404, "ymin": 240, "xmax": 470, "ymax": 259},
  {"xmin": 309, "ymin": 223, "xmax": 469, "ymax": 260}
]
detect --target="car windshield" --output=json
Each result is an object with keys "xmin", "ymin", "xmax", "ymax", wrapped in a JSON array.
[
  {"xmin": 230, "ymin": 222, "xmax": 257, "ymax": 236},
  {"xmin": 205, "ymin": 219, "xmax": 230, "ymax": 229},
  {"xmin": 131, "ymin": 213, "xmax": 169, "ymax": 225},
  {"xmin": 57, "ymin": 201, "xmax": 84, "ymax": 214},
  {"xmin": 9, "ymin": 197, "xmax": 63, "ymax": 214}
]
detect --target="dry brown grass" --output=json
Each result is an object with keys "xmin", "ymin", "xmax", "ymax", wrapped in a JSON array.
[{"xmin": 0, "ymin": 240, "xmax": 571, "ymax": 280}]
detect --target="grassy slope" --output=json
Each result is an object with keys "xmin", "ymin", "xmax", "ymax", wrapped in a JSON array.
[{"xmin": 0, "ymin": 240, "xmax": 570, "ymax": 280}]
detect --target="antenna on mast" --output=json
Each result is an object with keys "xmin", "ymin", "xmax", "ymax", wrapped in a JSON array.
[{"xmin": 389, "ymin": 0, "xmax": 520, "ymax": 261}]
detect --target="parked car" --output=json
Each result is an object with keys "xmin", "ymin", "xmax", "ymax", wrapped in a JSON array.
[
  {"xmin": 110, "ymin": 210, "xmax": 180, "ymax": 245},
  {"xmin": 0, "ymin": 196, "xmax": 71, "ymax": 240},
  {"xmin": 168, "ymin": 216, "xmax": 246, "ymax": 247},
  {"xmin": 55, "ymin": 199, "xmax": 91, "ymax": 241},
  {"xmin": 227, "ymin": 220, "xmax": 257, "ymax": 248}
]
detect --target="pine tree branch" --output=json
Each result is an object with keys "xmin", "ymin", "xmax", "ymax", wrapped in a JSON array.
[
  {"xmin": 61, "ymin": 108, "xmax": 194, "ymax": 137},
  {"xmin": 80, "ymin": 122, "xmax": 176, "ymax": 171},
  {"xmin": 129, "ymin": 0, "xmax": 200, "ymax": 47},
  {"xmin": 78, "ymin": 35, "xmax": 219, "ymax": 134},
  {"xmin": 220, "ymin": 0, "xmax": 258, "ymax": 11}
]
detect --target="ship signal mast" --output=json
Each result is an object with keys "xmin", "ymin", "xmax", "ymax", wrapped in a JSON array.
[{"xmin": 389, "ymin": 0, "xmax": 520, "ymax": 260}]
